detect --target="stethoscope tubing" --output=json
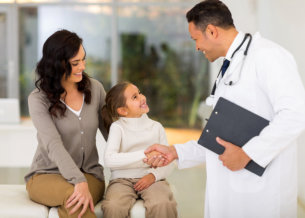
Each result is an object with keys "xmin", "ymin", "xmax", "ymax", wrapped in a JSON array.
[{"xmin": 210, "ymin": 33, "xmax": 252, "ymax": 96}]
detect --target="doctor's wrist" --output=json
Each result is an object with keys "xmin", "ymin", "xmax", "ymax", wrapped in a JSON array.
[{"xmin": 169, "ymin": 145, "xmax": 178, "ymax": 160}]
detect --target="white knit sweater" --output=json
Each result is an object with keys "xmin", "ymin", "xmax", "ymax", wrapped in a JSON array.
[{"xmin": 104, "ymin": 114, "xmax": 175, "ymax": 181}]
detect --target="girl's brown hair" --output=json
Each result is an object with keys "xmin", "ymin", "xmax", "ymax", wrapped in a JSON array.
[{"xmin": 101, "ymin": 82, "xmax": 130, "ymax": 133}]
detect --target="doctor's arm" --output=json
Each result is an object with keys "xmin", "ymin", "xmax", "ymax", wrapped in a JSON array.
[
  {"xmin": 145, "ymin": 140, "xmax": 206, "ymax": 169},
  {"xmin": 241, "ymin": 49, "xmax": 305, "ymax": 168}
]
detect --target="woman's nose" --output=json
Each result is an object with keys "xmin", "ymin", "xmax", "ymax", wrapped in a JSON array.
[{"xmin": 79, "ymin": 60, "xmax": 86, "ymax": 70}]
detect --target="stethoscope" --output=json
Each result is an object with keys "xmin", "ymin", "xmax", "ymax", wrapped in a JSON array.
[{"xmin": 206, "ymin": 33, "xmax": 252, "ymax": 106}]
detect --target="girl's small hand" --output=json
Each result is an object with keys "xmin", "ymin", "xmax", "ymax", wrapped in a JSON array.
[{"xmin": 133, "ymin": 173, "xmax": 156, "ymax": 191}]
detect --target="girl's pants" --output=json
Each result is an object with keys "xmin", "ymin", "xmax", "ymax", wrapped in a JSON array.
[
  {"xmin": 101, "ymin": 178, "xmax": 177, "ymax": 218},
  {"xmin": 26, "ymin": 173, "xmax": 105, "ymax": 218}
]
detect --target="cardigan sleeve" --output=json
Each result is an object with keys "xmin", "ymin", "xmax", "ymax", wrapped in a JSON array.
[
  {"xmin": 28, "ymin": 92, "xmax": 86, "ymax": 184},
  {"xmin": 95, "ymin": 80, "xmax": 108, "ymax": 141}
]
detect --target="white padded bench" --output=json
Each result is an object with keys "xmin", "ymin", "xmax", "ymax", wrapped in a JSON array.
[{"xmin": 0, "ymin": 184, "xmax": 145, "ymax": 218}]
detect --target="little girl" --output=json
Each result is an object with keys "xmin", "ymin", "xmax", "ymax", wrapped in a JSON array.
[{"xmin": 101, "ymin": 82, "xmax": 177, "ymax": 218}]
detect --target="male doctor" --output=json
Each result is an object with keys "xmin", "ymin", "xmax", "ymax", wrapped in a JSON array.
[{"xmin": 144, "ymin": 0, "xmax": 305, "ymax": 217}]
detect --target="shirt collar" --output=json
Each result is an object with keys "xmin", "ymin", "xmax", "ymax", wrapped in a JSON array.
[{"xmin": 225, "ymin": 31, "xmax": 245, "ymax": 61}]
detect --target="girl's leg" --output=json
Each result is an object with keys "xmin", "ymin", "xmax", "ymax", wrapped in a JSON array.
[
  {"xmin": 101, "ymin": 178, "xmax": 138, "ymax": 218},
  {"xmin": 140, "ymin": 180, "xmax": 177, "ymax": 218},
  {"xmin": 26, "ymin": 173, "xmax": 104, "ymax": 218}
]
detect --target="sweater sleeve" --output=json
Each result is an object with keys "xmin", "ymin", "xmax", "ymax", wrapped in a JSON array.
[
  {"xmin": 104, "ymin": 123, "xmax": 147, "ymax": 170},
  {"xmin": 28, "ymin": 92, "xmax": 86, "ymax": 184},
  {"xmin": 147, "ymin": 123, "xmax": 175, "ymax": 181}
]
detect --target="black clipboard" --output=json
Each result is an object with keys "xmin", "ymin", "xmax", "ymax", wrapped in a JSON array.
[{"xmin": 198, "ymin": 97, "xmax": 269, "ymax": 176}]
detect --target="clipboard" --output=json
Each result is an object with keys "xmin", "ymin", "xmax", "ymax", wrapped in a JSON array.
[{"xmin": 198, "ymin": 97, "xmax": 269, "ymax": 176}]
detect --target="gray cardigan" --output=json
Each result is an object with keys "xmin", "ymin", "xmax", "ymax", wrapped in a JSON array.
[{"xmin": 24, "ymin": 78, "xmax": 108, "ymax": 184}]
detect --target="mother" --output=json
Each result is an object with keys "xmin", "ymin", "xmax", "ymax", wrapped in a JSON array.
[{"xmin": 24, "ymin": 29, "xmax": 108, "ymax": 218}]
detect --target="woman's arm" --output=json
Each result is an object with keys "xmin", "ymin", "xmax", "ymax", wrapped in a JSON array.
[
  {"xmin": 29, "ymin": 92, "xmax": 86, "ymax": 184},
  {"xmin": 96, "ymin": 80, "xmax": 108, "ymax": 140}
]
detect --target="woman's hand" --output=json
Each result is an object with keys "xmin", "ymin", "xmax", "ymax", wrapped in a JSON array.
[
  {"xmin": 133, "ymin": 173, "xmax": 156, "ymax": 192},
  {"xmin": 66, "ymin": 182, "xmax": 94, "ymax": 218}
]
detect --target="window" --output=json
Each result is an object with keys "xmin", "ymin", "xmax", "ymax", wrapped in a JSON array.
[
  {"xmin": 5, "ymin": 0, "xmax": 210, "ymax": 128},
  {"xmin": 117, "ymin": 5, "xmax": 209, "ymax": 127}
]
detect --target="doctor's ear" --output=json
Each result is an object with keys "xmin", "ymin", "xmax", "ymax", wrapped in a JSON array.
[
  {"xmin": 117, "ymin": 107, "xmax": 128, "ymax": 116},
  {"xmin": 206, "ymin": 24, "xmax": 218, "ymax": 38}
]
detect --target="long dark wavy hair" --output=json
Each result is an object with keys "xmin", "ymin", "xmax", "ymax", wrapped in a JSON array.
[
  {"xmin": 35, "ymin": 29, "xmax": 91, "ymax": 117},
  {"xmin": 101, "ymin": 82, "xmax": 130, "ymax": 132}
]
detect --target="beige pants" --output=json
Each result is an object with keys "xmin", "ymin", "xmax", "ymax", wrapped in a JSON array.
[
  {"xmin": 101, "ymin": 178, "xmax": 177, "ymax": 218},
  {"xmin": 26, "ymin": 173, "xmax": 105, "ymax": 218}
]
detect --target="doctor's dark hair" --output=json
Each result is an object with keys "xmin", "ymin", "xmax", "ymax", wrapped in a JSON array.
[
  {"xmin": 186, "ymin": 0, "xmax": 235, "ymax": 32},
  {"xmin": 35, "ymin": 29, "xmax": 91, "ymax": 117},
  {"xmin": 101, "ymin": 82, "xmax": 131, "ymax": 133}
]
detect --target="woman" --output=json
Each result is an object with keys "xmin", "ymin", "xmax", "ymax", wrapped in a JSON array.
[{"xmin": 24, "ymin": 29, "xmax": 108, "ymax": 218}]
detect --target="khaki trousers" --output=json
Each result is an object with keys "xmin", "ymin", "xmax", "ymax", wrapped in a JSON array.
[
  {"xmin": 101, "ymin": 178, "xmax": 177, "ymax": 218},
  {"xmin": 26, "ymin": 173, "xmax": 105, "ymax": 218}
]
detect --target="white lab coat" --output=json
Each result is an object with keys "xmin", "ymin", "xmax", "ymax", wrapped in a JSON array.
[{"xmin": 175, "ymin": 32, "xmax": 305, "ymax": 218}]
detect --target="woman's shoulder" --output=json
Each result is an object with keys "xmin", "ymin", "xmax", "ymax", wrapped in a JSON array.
[
  {"xmin": 28, "ymin": 88, "xmax": 47, "ymax": 102},
  {"xmin": 89, "ymin": 78, "xmax": 105, "ymax": 90}
]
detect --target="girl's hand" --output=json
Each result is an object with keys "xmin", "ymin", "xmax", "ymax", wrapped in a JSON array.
[
  {"xmin": 65, "ymin": 182, "xmax": 94, "ymax": 218},
  {"xmin": 144, "ymin": 151, "xmax": 165, "ymax": 165},
  {"xmin": 133, "ymin": 173, "xmax": 156, "ymax": 191}
]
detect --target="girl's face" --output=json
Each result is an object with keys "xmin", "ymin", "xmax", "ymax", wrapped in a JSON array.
[
  {"xmin": 62, "ymin": 45, "xmax": 86, "ymax": 85},
  {"xmin": 121, "ymin": 84, "xmax": 149, "ymax": 118}
]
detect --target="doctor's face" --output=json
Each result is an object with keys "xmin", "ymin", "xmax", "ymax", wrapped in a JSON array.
[{"xmin": 188, "ymin": 22, "xmax": 218, "ymax": 62}]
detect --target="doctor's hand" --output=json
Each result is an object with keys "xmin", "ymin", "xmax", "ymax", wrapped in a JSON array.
[
  {"xmin": 144, "ymin": 144, "xmax": 178, "ymax": 168},
  {"xmin": 217, "ymin": 137, "xmax": 251, "ymax": 171}
]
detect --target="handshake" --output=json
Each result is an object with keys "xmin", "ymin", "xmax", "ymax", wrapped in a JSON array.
[{"xmin": 143, "ymin": 144, "xmax": 178, "ymax": 168}]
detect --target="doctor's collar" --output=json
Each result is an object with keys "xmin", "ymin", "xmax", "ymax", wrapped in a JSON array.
[{"xmin": 225, "ymin": 31, "xmax": 246, "ymax": 61}]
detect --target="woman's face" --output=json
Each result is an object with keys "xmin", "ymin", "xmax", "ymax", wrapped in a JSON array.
[{"xmin": 64, "ymin": 45, "xmax": 86, "ymax": 84}]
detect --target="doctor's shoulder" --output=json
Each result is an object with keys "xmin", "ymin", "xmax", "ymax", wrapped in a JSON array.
[{"xmin": 253, "ymin": 35, "xmax": 295, "ymax": 63}]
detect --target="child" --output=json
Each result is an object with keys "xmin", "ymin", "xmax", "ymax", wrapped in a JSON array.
[{"xmin": 101, "ymin": 82, "xmax": 177, "ymax": 218}]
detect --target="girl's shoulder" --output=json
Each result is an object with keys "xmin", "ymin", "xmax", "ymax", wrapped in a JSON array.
[
  {"xmin": 109, "ymin": 121, "xmax": 124, "ymax": 132},
  {"xmin": 147, "ymin": 117, "xmax": 164, "ymax": 128}
]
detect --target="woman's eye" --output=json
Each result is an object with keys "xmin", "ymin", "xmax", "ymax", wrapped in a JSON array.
[{"xmin": 72, "ymin": 63, "xmax": 78, "ymax": 67}]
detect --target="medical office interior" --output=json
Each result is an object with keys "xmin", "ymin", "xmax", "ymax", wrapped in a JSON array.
[{"xmin": 0, "ymin": 0, "xmax": 304, "ymax": 217}]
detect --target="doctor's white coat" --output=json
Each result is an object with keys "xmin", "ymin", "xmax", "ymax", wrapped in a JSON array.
[{"xmin": 175, "ymin": 32, "xmax": 305, "ymax": 218}]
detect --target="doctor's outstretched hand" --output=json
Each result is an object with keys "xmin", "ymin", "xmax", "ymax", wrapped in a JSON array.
[
  {"xmin": 144, "ymin": 144, "xmax": 178, "ymax": 168},
  {"xmin": 217, "ymin": 137, "xmax": 251, "ymax": 171}
]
